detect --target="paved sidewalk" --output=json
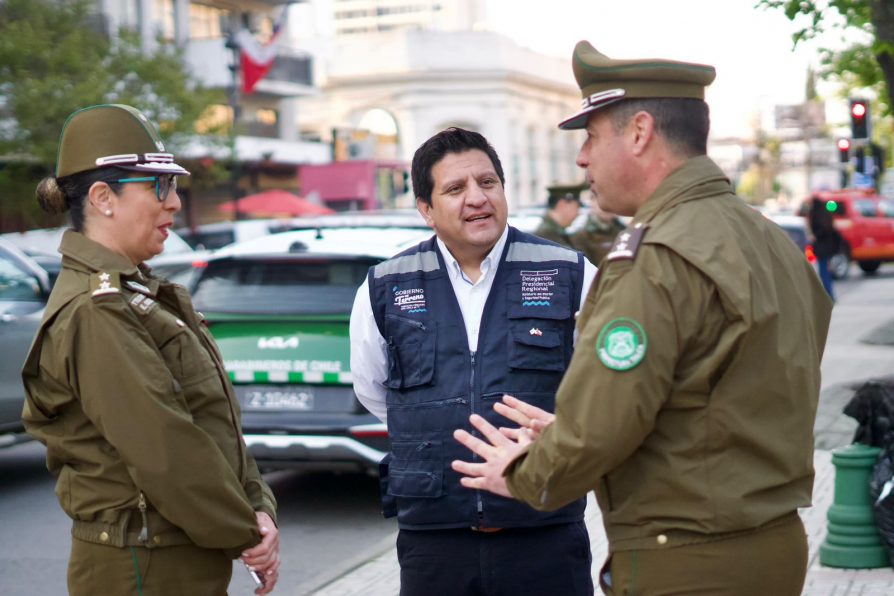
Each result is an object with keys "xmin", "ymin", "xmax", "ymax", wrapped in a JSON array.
[{"xmin": 306, "ymin": 449, "xmax": 894, "ymax": 595}]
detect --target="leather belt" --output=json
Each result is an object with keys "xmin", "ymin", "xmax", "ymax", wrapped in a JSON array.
[{"xmin": 471, "ymin": 526, "xmax": 504, "ymax": 533}]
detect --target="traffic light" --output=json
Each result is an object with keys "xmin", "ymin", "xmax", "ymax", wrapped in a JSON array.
[
  {"xmin": 837, "ymin": 138, "xmax": 850, "ymax": 163},
  {"xmin": 849, "ymin": 98, "xmax": 870, "ymax": 140}
]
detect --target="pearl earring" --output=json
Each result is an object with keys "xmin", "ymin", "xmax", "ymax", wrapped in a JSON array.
[{"xmin": 104, "ymin": 210, "xmax": 112, "ymax": 216}]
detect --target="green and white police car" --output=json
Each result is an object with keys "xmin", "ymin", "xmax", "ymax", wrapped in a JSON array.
[{"xmin": 189, "ymin": 226, "xmax": 431, "ymax": 472}]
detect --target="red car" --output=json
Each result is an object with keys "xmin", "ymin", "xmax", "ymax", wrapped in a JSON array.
[{"xmin": 801, "ymin": 189, "xmax": 894, "ymax": 277}]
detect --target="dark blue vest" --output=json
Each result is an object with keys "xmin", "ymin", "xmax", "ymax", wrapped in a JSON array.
[{"xmin": 369, "ymin": 227, "xmax": 587, "ymax": 530}]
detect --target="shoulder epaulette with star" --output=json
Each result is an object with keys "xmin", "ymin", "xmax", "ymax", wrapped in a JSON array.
[
  {"xmin": 606, "ymin": 223, "xmax": 648, "ymax": 262},
  {"xmin": 90, "ymin": 271, "xmax": 121, "ymax": 298}
]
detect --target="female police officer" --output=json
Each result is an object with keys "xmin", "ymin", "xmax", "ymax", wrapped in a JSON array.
[{"xmin": 21, "ymin": 104, "xmax": 279, "ymax": 595}]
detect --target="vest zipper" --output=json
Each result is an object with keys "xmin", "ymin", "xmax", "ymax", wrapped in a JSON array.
[
  {"xmin": 470, "ymin": 351, "xmax": 484, "ymax": 521},
  {"xmin": 137, "ymin": 491, "xmax": 149, "ymax": 543}
]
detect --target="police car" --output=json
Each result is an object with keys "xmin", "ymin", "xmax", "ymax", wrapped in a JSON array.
[{"xmin": 189, "ymin": 226, "xmax": 433, "ymax": 472}]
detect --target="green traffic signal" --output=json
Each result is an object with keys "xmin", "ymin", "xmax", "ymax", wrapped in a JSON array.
[{"xmin": 825, "ymin": 200, "xmax": 838, "ymax": 213}]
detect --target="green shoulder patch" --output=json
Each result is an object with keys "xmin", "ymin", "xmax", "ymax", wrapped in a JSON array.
[
  {"xmin": 606, "ymin": 223, "xmax": 647, "ymax": 262},
  {"xmin": 90, "ymin": 271, "xmax": 121, "ymax": 298},
  {"xmin": 596, "ymin": 317, "xmax": 647, "ymax": 371}
]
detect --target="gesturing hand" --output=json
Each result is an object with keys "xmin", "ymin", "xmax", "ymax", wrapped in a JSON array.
[
  {"xmin": 493, "ymin": 394, "xmax": 555, "ymax": 441},
  {"xmin": 451, "ymin": 413, "xmax": 532, "ymax": 499}
]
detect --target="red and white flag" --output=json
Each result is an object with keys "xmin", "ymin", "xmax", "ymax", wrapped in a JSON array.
[{"xmin": 236, "ymin": 9, "xmax": 287, "ymax": 94}]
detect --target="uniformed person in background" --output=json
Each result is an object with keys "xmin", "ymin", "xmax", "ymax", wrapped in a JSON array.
[
  {"xmin": 533, "ymin": 183, "xmax": 583, "ymax": 247},
  {"xmin": 452, "ymin": 42, "xmax": 833, "ymax": 595},
  {"xmin": 21, "ymin": 104, "xmax": 279, "ymax": 595},
  {"xmin": 571, "ymin": 191, "xmax": 627, "ymax": 265}
]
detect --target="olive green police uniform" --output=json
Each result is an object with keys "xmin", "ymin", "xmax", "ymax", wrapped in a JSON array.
[
  {"xmin": 534, "ymin": 184, "xmax": 586, "ymax": 248},
  {"xmin": 533, "ymin": 214, "xmax": 573, "ymax": 247},
  {"xmin": 23, "ymin": 231, "xmax": 276, "ymax": 595},
  {"xmin": 20, "ymin": 104, "xmax": 276, "ymax": 595},
  {"xmin": 570, "ymin": 215, "xmax": 626, "ymax": 266},
  {"xmin": 503, "ymin": 44, "xmax": 833, "ymax": 595}
]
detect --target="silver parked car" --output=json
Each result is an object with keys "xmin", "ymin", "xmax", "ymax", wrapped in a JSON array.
[{"xmin": 0, "ymin": 238, "xmax": 50, "ymax": 446}]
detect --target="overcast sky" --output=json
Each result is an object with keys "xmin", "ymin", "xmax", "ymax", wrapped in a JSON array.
[{"xmin": 485, "ymin": 0, "xmax": 862, "ymax": 138}]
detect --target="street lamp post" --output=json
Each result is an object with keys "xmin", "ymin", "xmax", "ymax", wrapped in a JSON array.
[{"xmin": 225, "ymin": 29, "xmax": 242, "ymax": 222}]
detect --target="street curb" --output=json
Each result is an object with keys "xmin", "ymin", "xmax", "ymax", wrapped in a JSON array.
[{"xmin": 292, "ymin": 530, "xmax": 399, "ymax": 596}]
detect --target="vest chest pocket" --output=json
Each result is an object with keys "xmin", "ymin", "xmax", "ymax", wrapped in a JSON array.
[
  {"xmin": 384, "ymin": 314, "xmax": 436, "ymax": 389},
  {"xmin": 508, "ymin": 325, "xmax": 566, "ymax": 371}
]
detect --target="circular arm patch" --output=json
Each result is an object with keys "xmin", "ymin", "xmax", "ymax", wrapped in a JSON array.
[{"xmin": 596, "ymin": 317, "xmax": 647, "ymax": 371}]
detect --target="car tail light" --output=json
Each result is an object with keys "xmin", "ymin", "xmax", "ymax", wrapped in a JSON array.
[
  {"xmin": 805, "ymin": 244, "xmax": 816, "ymax": 264},
  {"xmin": 349, "ymin": 423, "xmax": 388, "ymax": 438},
  {"xmin": 192, "ymin": 260, "xmax": 208, "ymax": 268}
]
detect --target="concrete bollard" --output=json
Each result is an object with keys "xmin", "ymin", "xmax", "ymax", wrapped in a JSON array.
[{"xmin": 819, "ymin": 443, "xmax": 889, "ymax": 568}]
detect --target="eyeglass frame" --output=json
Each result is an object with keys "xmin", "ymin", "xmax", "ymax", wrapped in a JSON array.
[{"xmin": 113, "ymin": 175, "xmax": 177, "ymax": 203}]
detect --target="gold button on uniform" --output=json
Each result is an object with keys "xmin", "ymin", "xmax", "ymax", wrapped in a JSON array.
[
  {"xmin": 99, "ymin": 531, "xmax": 109, "ymax": 542},
  {"xmin": 657, "ymin": 534, "xmax": 668, "ymax": 545},
  {"xmin": 153, "ymin": 536, "xmax": 162, "ymax": 545}
]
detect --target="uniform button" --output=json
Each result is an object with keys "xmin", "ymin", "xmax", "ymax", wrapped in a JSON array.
[
  {"xmin": 99, "ymin": 531, "xmax": 109, "ymax": 542},
  {"xmin": 153, "ymin": 536, "xmax": 162, "ymax": 545},
  {"xmin": 656, "ymin": 534, "xmax": 668, "ymax": 545},
  {"xmin": 175, "ymin": 318, "xmax": 186, "ymax": 327}
]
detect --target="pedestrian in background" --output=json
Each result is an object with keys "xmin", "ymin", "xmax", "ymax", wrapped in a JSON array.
[
  {"xmin": 452, "ymin": 42, "xmax": 832, "ymax": 596},
  {"xmin": 808, "ymin": 194, "xmax": 843, "ymax": 300},
  {"xmin": 533, "ymin": 183, "xmax": 583, "ymax": 247},
  {"xmin": 571, "ymin": 190, "xmax": 627, "ymax": 265},
  {"xmin": 350, "ymin": 127, "xmax": 596, "ymax": 595},
  {"xmin": 21, "ymin": 104, "xmax": 279, "ymax": 595}
]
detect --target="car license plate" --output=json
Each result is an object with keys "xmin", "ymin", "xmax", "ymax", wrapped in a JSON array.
[{"xmin": 243, "ymin": 388, "xmax": 315, "ymax": 410}]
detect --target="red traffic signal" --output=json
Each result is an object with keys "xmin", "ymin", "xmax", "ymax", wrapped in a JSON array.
[
  {"xmin": 849, "ymin": 98, "xmax": 870, "ymax": 140},
  {"xmin": 837, "ymin": 138, "xmax": 850, "ymax": 163}
]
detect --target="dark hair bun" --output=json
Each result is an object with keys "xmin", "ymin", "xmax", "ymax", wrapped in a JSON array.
[{"xmin": 36, "ymin": 177, "xmax": 68, "ymax": 214}]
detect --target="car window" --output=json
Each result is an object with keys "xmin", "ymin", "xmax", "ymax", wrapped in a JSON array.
[
  {"xmin": 192, "ymin": 257, "xmax": 379, "ymax": 314},
  {"xmin": 194, "ymin": 230, "xmax": 236, "ymax": 250},
  {"xmin": 0, "ymin": 254, "xmax": 43, "ymax": 302},
  {"xmin": 880, "ymin": 200, "xmax": 894, "ymax": 218},
  {"xmin": 777, "ymin": 224, "xmax": 807, "ymax": 250},
  {"xmin": 853, "ymin": 199, "xmax": 878, "ymax": 217}
]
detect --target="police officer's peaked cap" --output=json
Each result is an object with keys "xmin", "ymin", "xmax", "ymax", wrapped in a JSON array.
[
  {"xmin": 559, "ymin": 41, "xmax": 716, "ymax": 130},
  {"xmin": 547, "ymin": 182, "xmax": 588, "ymax": 203},
  {"xmin": 55, "ymin": 104, "xmax": 189, "ymax": 178}
]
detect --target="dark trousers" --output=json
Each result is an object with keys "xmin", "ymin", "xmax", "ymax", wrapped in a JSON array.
[
  {"xmin": 602, "ymin": 512, "xmax": 807, "ymax": 596},
  {"xmin": 396, "ymin": 521, "xmax": 594, "ymax": 596},
  {"xmin": 817, "ymin": 257, "xmax": 836, "ymax": 301}
]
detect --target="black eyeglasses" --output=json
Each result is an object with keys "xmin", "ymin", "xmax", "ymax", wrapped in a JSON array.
[{"xmin": 114, "ymin": 175, "xmax": 177, "ymax": 202}]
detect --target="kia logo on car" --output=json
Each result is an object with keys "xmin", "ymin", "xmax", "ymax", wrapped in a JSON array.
[{"xmin": 257, "ymin": 336, "xmax": 300, "ymax": 349}]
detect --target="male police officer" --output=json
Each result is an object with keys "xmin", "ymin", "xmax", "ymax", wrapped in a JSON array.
[
  {"xmin": 452, "ymin": 43, "xmax": 832, "ymax": 595},
  {"xmin": 571, "ymin": 191, "xmax": 627, "ymax": 265},
  {"xmin": 350, "ymin": 128, "xmax": 596, "ymax": 595},
  {"xmin": 533, "ymin": 183, "xmax": 583, "ymax": 247}
]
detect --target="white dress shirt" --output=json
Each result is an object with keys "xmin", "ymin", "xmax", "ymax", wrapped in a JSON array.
[{"xmin": 349, "ymin": 226, "xmax": 597, "ymax": 421}]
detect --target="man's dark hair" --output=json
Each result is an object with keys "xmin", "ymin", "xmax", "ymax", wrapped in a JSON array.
[
  {"xmin": 411, "ymin": 127, "xmax": 505, "ymax": 206},
  {"xmin": 605, "ymin": 98, "xmax": 710, "ymax": 157}
]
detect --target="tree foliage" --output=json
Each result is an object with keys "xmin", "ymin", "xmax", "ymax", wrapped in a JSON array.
[
  {"xmin": 0, "ymin": 0, "xmax": 225, "ymax": 229},
  {"xmin": 757, "ymin": 0, "xmax": 894, "ymax": 119}
]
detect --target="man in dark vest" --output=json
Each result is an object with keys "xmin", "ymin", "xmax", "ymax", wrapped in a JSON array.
[{"xmin": 349, "ymin": 127, "xmax": 597, "ymax": 595}]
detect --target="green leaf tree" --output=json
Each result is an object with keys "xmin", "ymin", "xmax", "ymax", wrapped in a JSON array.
[
  {"xmin": 0, "ymin": 0, "xmax": 225, "ymax": 230},
  {"xmin": 756, "ymin": 0, "xmax": 894, "ymax": 118}
]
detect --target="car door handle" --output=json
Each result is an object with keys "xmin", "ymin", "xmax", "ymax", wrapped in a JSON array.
[{"xmin": 0, "ymin": 313, "xmax": 17, "ymax": 323}]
